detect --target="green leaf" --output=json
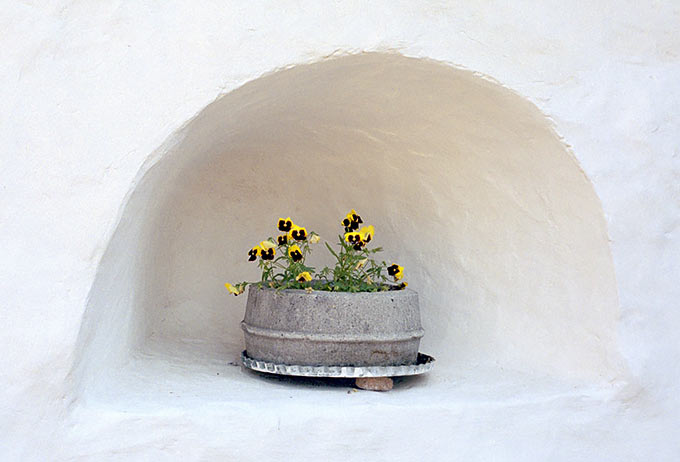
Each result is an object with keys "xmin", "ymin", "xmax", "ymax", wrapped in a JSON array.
[{"xmin": 325, "ymin": 242, "xmax": 340, "ymax": 260}]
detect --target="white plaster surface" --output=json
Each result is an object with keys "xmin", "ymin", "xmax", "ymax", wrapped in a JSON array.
[{"xmin": 1, "ymin": 2, "xmax": 679, "ymax": 460}]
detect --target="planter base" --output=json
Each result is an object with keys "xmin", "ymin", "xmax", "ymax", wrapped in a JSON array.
[
  {"xmin": 241, "ymin": 286, "xmax": 424, "ymax": 367},
  {"xmin": 239, "ymin": 350, "xmax": 435, "ymax": 379}
]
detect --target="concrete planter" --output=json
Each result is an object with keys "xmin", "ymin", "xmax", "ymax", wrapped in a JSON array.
[{"xmin": 241, "ymin": 286, "xmax": 424, "ymax": 367}]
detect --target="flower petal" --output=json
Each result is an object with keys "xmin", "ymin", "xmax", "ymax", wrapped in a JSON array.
[
  {"xmin": 225, "ymin": 282, "xmax": 242, "ymax": 296},
  {"xmin": 359, "ymin": 225, "xmax": 374, "ymax": 243},
  {"xmin": 296, "ymin": 271, "xmax": 312, "ymax": 282},
  {"xmin": 260, "ymin": 240, "xmax": 276, "ymax": 250}
]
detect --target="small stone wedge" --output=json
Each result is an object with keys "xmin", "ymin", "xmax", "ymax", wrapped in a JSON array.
[{"xmin": 355, "ymin": 377, "xmax": 393, "ymax": 391}]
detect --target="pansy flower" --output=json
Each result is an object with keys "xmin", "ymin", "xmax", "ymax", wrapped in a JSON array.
[
  {"xmin": 248, "ymin": 246, "xmax": 261, "ymax": 261},
  {"xmin": 387, "ymin": 263, "xmax": 404, "ymax": 281},
  {"xmin": 296, "ymin": 271, "xmax": 312, "ymax": 282},
  {"xmin": 260, "ymin": 248, "xmax": 275, "ymax": 260},
  {"xmin": 278, "ymin": 217, "xmax": 293, "ymax": 232},
  {"xmin": 277, "ymin": 234, "xmax": 288, "ymax": 246},
  {"xmin": 344, "ymin": 232, "xmax": 362, "ymax": 245},
  {"xmin": 288, "ymin": 225, "xmax": 307, "ymax": 241},
  {"xmin": 309, "ymin": 233, "xmax": 320, "ymax": 244},
  {"xmin": 259, "ymin": 240, "xmax": 276, "ymax": 260},
  {"xmin": 288, "ymin": 244, "xmax": 303, "ymax": 262},
  {"xmin": 342, "ymin": 209, "xmax": 363, "ymax": 231}
]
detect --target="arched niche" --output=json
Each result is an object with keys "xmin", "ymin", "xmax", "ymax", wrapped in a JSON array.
[{"xmin": 73, "ymin": 53, "xmax": 622, "ymax": 399}]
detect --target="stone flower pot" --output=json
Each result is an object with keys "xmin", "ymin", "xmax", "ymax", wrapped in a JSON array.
[{"xmin": 241, "ymin": 285, "xmax": 424, "ymax": 367}]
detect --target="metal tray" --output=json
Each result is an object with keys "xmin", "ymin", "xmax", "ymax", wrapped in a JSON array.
[{"xmin": 240, "ymin": 350, "xmax": 435, "ymax": 378}]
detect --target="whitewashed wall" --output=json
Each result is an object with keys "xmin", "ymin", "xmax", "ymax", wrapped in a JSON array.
[{"xmin": 1, "ymin": 2, "xmax": 678, "ymax": 460}]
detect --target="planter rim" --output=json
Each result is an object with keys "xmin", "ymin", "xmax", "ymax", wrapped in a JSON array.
[{"xmin": 247, "ymin": 285, "xmax": 416, "ymax": 296}]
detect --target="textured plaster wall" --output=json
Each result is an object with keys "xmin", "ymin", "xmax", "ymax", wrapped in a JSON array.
[{"xmin": 1, "ymin": 1, "xmax": 679, "ymax": 460}]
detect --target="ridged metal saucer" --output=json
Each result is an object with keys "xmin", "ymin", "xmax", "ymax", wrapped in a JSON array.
[{"xmin": 240, "ymin": 350, "xmax": 435, "ymax": 378}]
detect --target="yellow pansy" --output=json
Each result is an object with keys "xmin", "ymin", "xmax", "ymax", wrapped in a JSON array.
[
  {"xmin": 344, "ymin": 231, "xmax": 365, "ymax": 250},
  {"xmin": 259, "ymin": 240, "xmax": 276, "ymax": 260},
  {"xmin": 288, "ymin": 225, "xmax": 308, "ymax": 241},
  {"xmin": 225, "ymin": 282, "xmax": 244, "ymax": 296},
  {"xmin": 288, "ymin": 244, "xmax": 303, "ymax": 262},
  {"xmin": 344, "ymin": 232, "xmax": 362, "ymax": 244},
  {"xmin": 247, "ymin": 246, "xmax": 260, "ymax": 261},
  {"xmin": 296, "ymin": 271, "xmax": 312, "ymax": 282},
  {"xmin": 277, "ymin": 217, "xmax": 293, "ymax": 232},
  {"xmin": 277, "ymin": 234, "xmax": 288, "ymax": 246},
  {"xmin": 261, "ymin": 249, "xmax": 275, "ymax": 260},
  {"xmin": 359, "ymin": 225, "xmax": 374, "ymax": 243},
  {"xmin": 342, "ymin": 209, "xmax": 363, "ymax": 231},
  {"xmin": 387, "ymin": 263, "xmax": 404, "ymax": 281}
]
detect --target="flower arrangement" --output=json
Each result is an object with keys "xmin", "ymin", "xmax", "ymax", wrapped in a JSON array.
[{"xmin": 225, "ymin": 209, "xmax": 406, "ymax": 295}]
